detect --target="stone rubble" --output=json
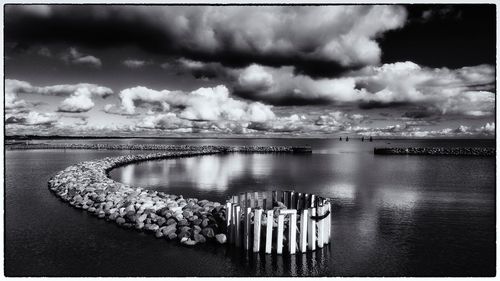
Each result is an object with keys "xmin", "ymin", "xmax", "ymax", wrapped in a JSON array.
[
  {"xmin": 47, "ymin": 145, "xmax": 311, "ymax": 247},
  {"xmin": 374, "ymin": 147, "xmax": 495, "ymax": 156}
]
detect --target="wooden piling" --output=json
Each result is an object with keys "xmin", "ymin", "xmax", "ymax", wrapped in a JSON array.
[
  {"xmin": 263, "ymin": 192, "xmax": 268, "ymax": 209},
  {"xmin": 300, "ymin": 209, "xmax": 308, "ymax": 252},
  {"xmin": 226, "ymin": 191, "xmax": 330, "ymax": 254},
  {"xmin": 272, "ymin": 190, "xmax": 278, "ymax": 206},
  {"xmin": 226, "ymin": 202, "xmax": 232, "ymax": 227},
  {"xmin": 226, "ymin": 202, "xmax": 232, "ymax": 243},
  {"xmin": 307, "ymin": 207, "xmax": 316, "ymax": 251},
  {"xmin": 317, "ymin": 205, "xmax": 324, "ymax": 248},
  {"xmin": 282, "ymin": 191, "xmax": 289, "ymax": 208},
  {"xmin": 277, "ymin": 214, "xmax": 285, "ymax": 254},
  {"xmin": 326, "ymin": 202, "xmax": 331, "ymax": 241},
  {"xmin": 289, "ymin": 211, "xmax": 297, "ymax": 254},
  {"xmin": 235, "ymin": 205, "xmax": 241, "ymax": 247},
  {"xmin": 253, "ymin": 209, "xmax": 263, "ymax": 252},
  {"xmin": 296, "ymin": 192, "xmax": 302, "ymax": 210},
  {"xmin": 244, "ymin": 207, "xmax": 251, "ymax": 250},
  {"xmin": 265, "ymin": 210, "xmax": 273, "ymax": 254}
]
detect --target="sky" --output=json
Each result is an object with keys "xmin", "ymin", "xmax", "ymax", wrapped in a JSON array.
[{"xmin": 4, "ymin": 4, "xmax": 496, "ymax": 138}]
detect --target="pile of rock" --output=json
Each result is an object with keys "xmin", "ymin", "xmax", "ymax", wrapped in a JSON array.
[
  {"xmin": 374, "ymin": 147, "xmax": 495, "ymax": 157},
  {"xmin": 46, "ymin": 144, "xmax": 313, "ymax": 247},
  {"xmin": 48, "ymin": 150, "xmax": 229, "ymax": 247},
  {"xmin": 8, "ymin": 143, "xmax": 313, "ymax": 154},
  {"xmin": 9, "ymin": 143, "xmax": 225, "ymax": 151},
  {"xmin": 226, "ymin": 146, "xmax": 312, "ymax": 153}
]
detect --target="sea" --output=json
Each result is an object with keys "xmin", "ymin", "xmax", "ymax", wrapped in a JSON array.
[{"xmin": 4, "ymin": 138, "xmax": 496, "ymax": 276}]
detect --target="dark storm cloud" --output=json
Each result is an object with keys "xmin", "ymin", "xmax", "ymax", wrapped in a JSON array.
[
  {"xmin": 160, "ymin": 58, "xmax": 230, "ymax": 80},
  {"xmin": 380, "ymin": 4, "xmax": 495, "ymax": 68},
  {"xmin": 5, "ymin": 5, "xmax": 407, "ymax": 77}
]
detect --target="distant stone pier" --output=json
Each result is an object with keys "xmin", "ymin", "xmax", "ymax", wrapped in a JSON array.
[
  {"xmin": 374, "ymin": 147, "xmax": 495, "ymax": 156},
  {"xmin": 47, "ymin": 145, "xmax": 315, "ymax": 248},
  {"xmin": 7, "ymin": 142, "xmax": 312, "ymax": 153}
]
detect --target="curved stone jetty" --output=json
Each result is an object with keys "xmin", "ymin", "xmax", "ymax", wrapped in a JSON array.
[
  {"xmin": 47, "ymin": 145, "xmax": 311, "ymax": 247},
  {"xmin": 374, "ymin": 147, "xmax": 495, "ymax": 156}
]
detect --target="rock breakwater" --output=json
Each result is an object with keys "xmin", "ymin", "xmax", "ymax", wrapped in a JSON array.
[
  {"xmin": 47, "ymin": 145, "xmax": 311, "ymax": 247},
  {"xmin": 8, "ymin": 143, "xmax": 312, "ymax": 153},
  {"xmin": 374, "ymin": 147, "xmax": 495, "ymax": 156}
]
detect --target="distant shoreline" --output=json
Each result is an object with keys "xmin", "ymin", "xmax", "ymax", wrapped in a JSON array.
[{"xmin": 4, "ymin": 135, "xmax": 496, "ymax": 141}]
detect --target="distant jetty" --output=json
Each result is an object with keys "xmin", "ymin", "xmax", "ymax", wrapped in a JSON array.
[
  {"xmin": 7, "ymin": 143, "xmax": 312, "ymax": 153},
  {"xmin": 374, "ymin": 147, "xmax": 495, "ymax": 157},
  {"xmin": 47, "ymin": 145, "xmax": 313, "ymax": 248}
]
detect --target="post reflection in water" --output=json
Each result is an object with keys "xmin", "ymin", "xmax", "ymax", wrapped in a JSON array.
[{"xmin": 222, "ymin": 244, "xmax": 332, "ymax": 277}]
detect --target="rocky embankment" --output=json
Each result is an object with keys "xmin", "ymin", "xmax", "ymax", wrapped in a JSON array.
[
  {"xmin": 374, "ymin": 147, "xmax": 495, "ymax": 156},
  {"xmin": 48, "ymin": 145, "xmax": 309, "ymax": 247},
  {"xmin": 8, "ymin": 142, "xmax": 312, "ymax": 153}
]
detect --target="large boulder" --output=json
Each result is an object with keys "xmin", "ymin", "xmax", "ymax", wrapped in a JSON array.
[{"xmin": 215, "ymin": 234, "xmax": 227, "ymax": 244}]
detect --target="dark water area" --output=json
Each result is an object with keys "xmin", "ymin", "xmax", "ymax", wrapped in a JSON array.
[{"xmin": 5, "ymin": 138, "xmax": 496, "ymax": 276}]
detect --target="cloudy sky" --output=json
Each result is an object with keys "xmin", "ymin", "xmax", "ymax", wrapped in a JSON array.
[{"xmin": 5, "ymin": 4, "xmax": 496, "ymax": 138}]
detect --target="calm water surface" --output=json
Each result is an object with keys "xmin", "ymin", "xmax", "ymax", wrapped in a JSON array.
[{"xmin": 5, "ymin": 138, "xmax": 496, "ymax": 276}]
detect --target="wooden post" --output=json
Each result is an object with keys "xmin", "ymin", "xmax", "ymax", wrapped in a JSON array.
[
  {"xmin": 310, "ymin": 194, "xmax": 316, "ymax": 208},
  {"xmin": 300, "ymin": 209, "xmax": 308, "ymax": 252},
  {"xmin": 296, "ymin": 192, "xmax": 302, "ymax": 210},
  {"xmin": 307, "ymin": 207, "xmax": 316, "ymax": 251},
  {"xmin": 317, "ymin": 205, "xmax": 324, "ymax": 248},
  {"xmin": 304, "ymin": 194, "xmax": 309, "ymax": 210},
  {"xmin": 282, "ymin": 191, "xmax": 288, "ymax": 208},
  {"xmin": 289, "ymin": 212, "xmax": 297, "ymax": 254},
  {"xmin": 239, "ymin": 193, "xmax": 244, "ymax": 207},
  {"xmin": 277, "ymin": 214, "xmax": 285, "ymax": 254},
  {"xmin": 244, "ymin": 207, "xmax": 251, "ymax": 250},
  {"xmin": 326, "ymin": 201, "xmax": 331, "ymax": 243},
  {"xmin": 235, "ymin": 205, "xmax": 241, "ymax": 247},
  {"xmin": 265, "ymin": 210, "xmax": 273, "ymax": 254},
  {"xmin": 226, "ymin": 202, "xmax": 232, "ymax": 227},
  {"xmin": 254, "ymin": 191, "xmax": 260, "ymax": 207},
  {"xmin": 272, "ymin": 190, "xmax": 278, "ymax": 207},
  {"xmin": 226, "ymin": 202, "xmax": 232, "ymax": 244},
  {"xmin": 263, "ymin": 192, "xmax": 268, "ymax": 209},
  {"xmin": 253, "ymin": 209, "xmax": 262, "ymax": 252}
]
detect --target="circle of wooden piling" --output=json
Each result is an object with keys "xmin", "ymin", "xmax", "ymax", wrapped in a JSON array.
[{"xmin": 225, "ymin": 190, "xmax": 332, "ymax": 255}]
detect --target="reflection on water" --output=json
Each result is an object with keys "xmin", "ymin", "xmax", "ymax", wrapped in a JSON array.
[
  {"xmin": 117, "ymin": 153, "xmax": 271, "ymax": 192},
  {"xmin": 6, "ymin": 138, "xmax": 496, "ymax": 276},
  {"xmin": 108, "ymin": 139, "xmax": 495, "ymax": 276}
]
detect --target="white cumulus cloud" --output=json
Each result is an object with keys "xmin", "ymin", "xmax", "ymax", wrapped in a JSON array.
[
  {"xmin": 108, "ymin": 84, "xmax": 276, "ymax": 123},
  {"xmin": 5, "ymin": 78, "xmax": 113, "ymax": 112},
  {"xmin": 235, "ymin": 62, "xmax": 495, "ymax": 117}
]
